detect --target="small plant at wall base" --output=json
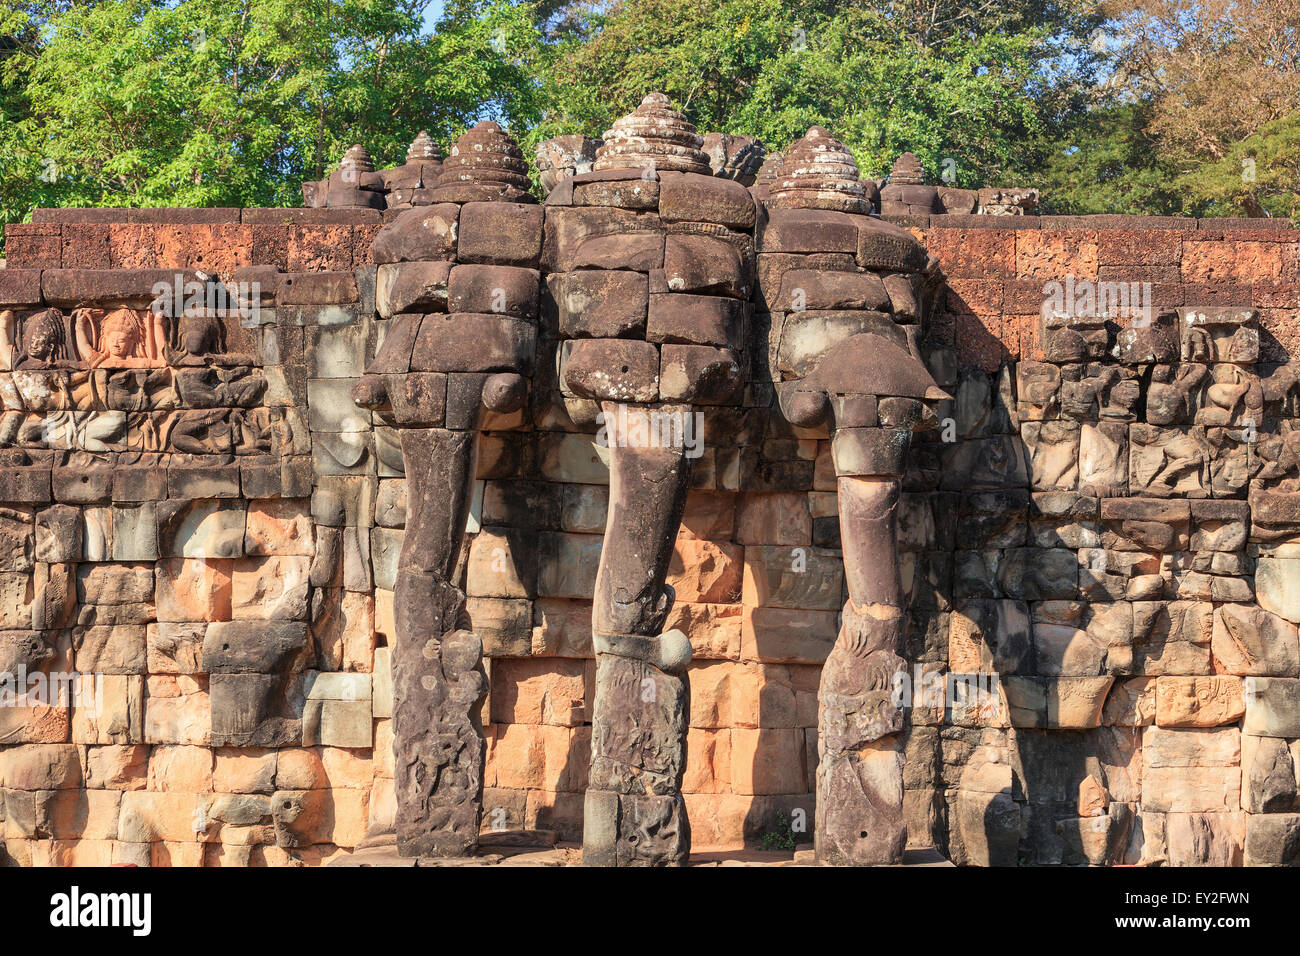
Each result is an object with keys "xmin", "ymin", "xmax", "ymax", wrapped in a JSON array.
[{"xmin": 758, "ymin": 813, "xmax": 799, "ymax": 851}]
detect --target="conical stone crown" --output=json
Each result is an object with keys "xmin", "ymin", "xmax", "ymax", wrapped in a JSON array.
[
  {"xmin": 431, "ymin": 121, "xmax": 534, "ymax": 202},
  {"xmin": 593, "ymin": 92, "xmax": 711, "ymax": 174},
  {"xmin": 407, "ymin": 131, "xmax": 442, "ymax": 164},
  {"xmin": 889, "ymin": 152, "xmax": 927, "ymax": 186},
  {"xmin": 755, "ymin": 151, "xmax": 784, "ymax": 186},
  {"xmin": 340, "ymin": 144, "xmax": 375, "ymax": 174},
  {"xmin": 768, "ymin": 126, "xmax": 870, "ymax": 214}
]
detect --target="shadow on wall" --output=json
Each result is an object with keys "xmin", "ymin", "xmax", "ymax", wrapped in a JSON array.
[
  {"xmin": 923, "ymin": 301, "xmax": 1137, "ymax": 866},
  {"xmin": 922, "ymin": 293, "xmax": 1276, "ymax": 867}
]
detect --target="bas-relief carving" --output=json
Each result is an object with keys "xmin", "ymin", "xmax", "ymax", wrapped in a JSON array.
[
  {"xmin": 8, "ymin": 104, "xmax": 1298, "ymax": 870},
  {"xmin": 0, "ymin": 294, "xmax": 267, "ymax": 458},
  {"xmin": 0, "ymin": 307, "xmax": 76, "ymax": 370},
  {"xmin": 73, "ymin": 307, "xmax": 166, "ymax": 369}
]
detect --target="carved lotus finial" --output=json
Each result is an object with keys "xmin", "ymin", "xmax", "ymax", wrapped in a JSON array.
[
  {"xmin": 768, "ymin": 126, "xmax": 870, "ymax": 214},
  {"xmin": 406, "ymin": 131, "xmax": 442, "ymax": 164},
  {"xmin": 430, "ymin": 121, "xmax": 534, "ymax": 202},
  {"xmin": 340, "ymin": 144, "xmax": 375, "ymax": 174},
  {"xmin": 593, "ymin": 92, "xmax": 712, "ymax": 174},
  {"xmin": 888, "ymin": 151, "xmax": 927, "ymax": 186},
  {"xmin": 755, "ymin": 151, "xmax": 784, "ymax": 186}
]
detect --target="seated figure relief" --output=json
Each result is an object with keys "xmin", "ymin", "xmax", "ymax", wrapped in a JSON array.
[
  {"xmin": 167, "ymin": 309, "xmax": 255, "ymax": 367},
  {"xmin": 0, "ymin": 291, "xmax": 266, "ymax": 459}
]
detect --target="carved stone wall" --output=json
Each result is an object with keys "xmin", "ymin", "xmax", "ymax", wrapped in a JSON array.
[{"xmin": 1, "ymin": 206, "xmax": 1298, "ymax": 866}]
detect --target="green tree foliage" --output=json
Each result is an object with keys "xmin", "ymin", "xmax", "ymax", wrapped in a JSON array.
[
  {"xmin": 534, "ymin": 0, "xmax": 1107, "ymax": 184},
  {"xmin": 1033, "ymin": 102, "xmax": 1184, "ymax": 215},
  {"xmin": 1173, "ymin": 113, "xmax": 1300, "ymax": 219},
  {"xmin": 1090, "ymin": 0, "xmax": 1300, "ymax": 217},
  {"xmin": 0, "ymin": 0, "xmax": 545, "ymax": 235}
]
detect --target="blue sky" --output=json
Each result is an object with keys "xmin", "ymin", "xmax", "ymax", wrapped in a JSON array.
[{"xmin": 421, "ymin": 0, "xmax": 447, "ymax": 33}]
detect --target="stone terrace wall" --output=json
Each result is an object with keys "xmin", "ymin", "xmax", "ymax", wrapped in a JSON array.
[
  {"xmin": 901, "ymin": 214, "xmax": 1300, "ymax": 866},
  {"xmin": 1, "ymin": 208, "xmax": 1298, "ymax": 866}
]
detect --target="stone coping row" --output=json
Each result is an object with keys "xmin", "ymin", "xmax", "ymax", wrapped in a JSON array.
[{"xmin": 10, "ymin": 207, "xmax": 1299, "ymax": 233}]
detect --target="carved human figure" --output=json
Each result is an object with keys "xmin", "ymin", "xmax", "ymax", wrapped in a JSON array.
[
  {"xmin": 1, "ymin": 307, "xmax": 75, "ymax": 370},
  {"xmin": 74, "ymin": 307, "xmax": 165, "ymax": 368},
  {"xmin": 759, "ymin": 127, "xmax": 948, "ymax": 865},
  {"xmin": 167, "ymin": 310, "xmax": 253, "ymax": 367},
  {"xmin": 1, "ymin": 308, "xmax": 79, "ymax": 417},
  {"xmin": 549, "ymin": 92, "xmax": 756, "ymax": 865},
  {"xmin": 351, "ymin": 121, "xmax": 539, "ymax": 857}
]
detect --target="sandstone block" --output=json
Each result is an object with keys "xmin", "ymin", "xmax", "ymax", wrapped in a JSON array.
[
  {"xmin": 554, "ymin": 270, "xmax": 648, "ymax": 339},
  {"xmin": 371, "ymin": 204, "xmax": 459, "ymax": 264},
  {"xmin": 375, "ymin": 260, "xmax": 451, "ymax": 317},
  {"xmin": 457, "ymin": 202, "xmax": 543, "ymax": 268},
  {"xmin": 658, "ymin": 172, "xmax": 755, "ymax": 230},
  {"xmin": 232, "ymin": 555, "xmax": 311, "ymax": 620},
  {"xmin": 1212, "ymin": 604, "xmax": 1300, "ymax": 676},
  {"xmin": 448, "ymin": 264, "xmax": 540, "ymax": 317},
  {"xmin": 1155, "ymin": 676, "xmax": 1245, "ymax": 727},
  {"xmin": 1243, "ymin": 678, "xmax": 1300, "ymax": 737},
  {"xmin": 741, "ymin": 544, "xmax": 842, "ymax": 610},
  {"xmin": 155, "ymin": 558, "xmax": 233, "ymax": 623},
  {"xmin": 1244, "ymin": 813, "xmax": 1300, "ymax": 866},
  {"xmin": 731, "ymin": 728, "xmax": 807, "ymax": 795}
]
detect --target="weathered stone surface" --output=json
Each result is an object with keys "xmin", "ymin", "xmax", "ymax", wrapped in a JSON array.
[
  {"xmin": 1242, "ymin": 734, "xmax": 1298, "ymax": 813},
  {"xmin": 1243, "ymin": 678, "xmax": 1300, "ymax": 737},
  {"xmin": 1244, "ymin": 813, "xmax": 1300, "ymax": 866},
  {"xmin": 1155, "ymin": 676, "xmax": 1245, "ymax": 727},
  {"xmin": 1212, "ymin": 604, "xmax": 1300, "ymax": 676},
  {"xmin": 1165, "ymin": 812, "xmax": 1244, "ymax": 866},
  {"xmin": 659, "ymin": 172, "xmax": 756, "ymax": 230},
  {"xmin": 204, "ymin": 621, "xmax": 311, "ymax": 674},
  {"xmin": 376, "ymin": 261, "xmax": 451, "ymax": 318},
  {"xmin": 592, "ymin": 92, "xmax": 711, "ymax": 175},
  {"xmin": 663, "ymin": 235, "xmax": 749, "ymax": 299},
  {"xmin": 372, "ymin": 205, "xmax": 460, "ymax": 264},
  {"xmin": 1255, "ymin": 557, "xmax": 1300, "ymax": 624},
  {"xmin": 563, "ymin": 339, "xmax": 660, "ymax": 403},
  {"xmin": 457, "ymin": 203, "xmax": 544, "ymax": 268},
  {"xmin": 1141, "ymin": 727, "xmax": 1241, "ymax": 813},
  {"xmin": 646, "ymin": 293, "xmax": 744, "ymax": 349},
  {"xmin": 7, "ymin": 131, "xmax": 1300, "ymax": 870},
  {"xmin": 553, "ymin": 270, "xmax": 649, "ymax": 339},
  {"xmin": 659, "ymin": 345, "xmax": 742, "ymax": 403},
  {"xmin": 409, "ymin": 314, "xmax": 535, "ymax": 375},
  {"xmin": 769, "ymin": 127, "xmax": 872, "ymax": 216}
]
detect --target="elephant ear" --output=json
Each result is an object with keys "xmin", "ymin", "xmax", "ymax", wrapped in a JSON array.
[{"xmin": 807, "ymin": 332, "xmax": 951, "ymax": 403}]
